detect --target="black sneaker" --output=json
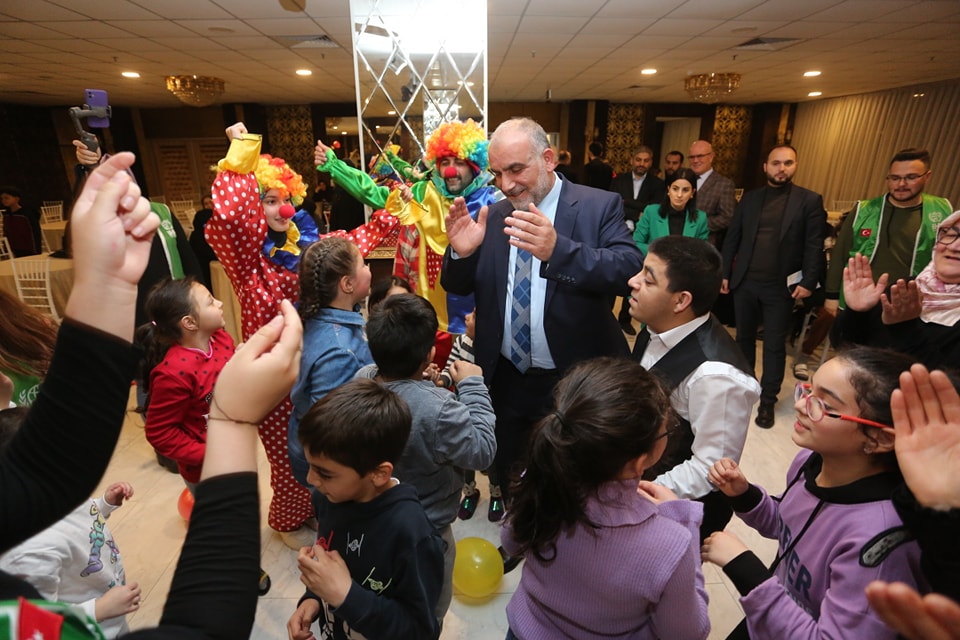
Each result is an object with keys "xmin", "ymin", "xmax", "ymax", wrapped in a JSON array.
[
  {"xmin": 458, "ymin": 489, "xmax": 480, "ymax": 520},
  {"xmin": 755, "ymin": 402, "xmax": 775, "ymax": 429},
  {"xmin": 258, "ymin": 568, "xmax": 271, "ymax": 596},
  {"xmin": 499, "ymin": 545, "xmax": 522, "ymax": 574}
]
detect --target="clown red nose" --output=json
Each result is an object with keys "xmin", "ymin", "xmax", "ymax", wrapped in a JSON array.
[
  {"xmin": 442, "ymin": 166, "xmax": 459, "ymax": 179},
  {"xmin": 279, "ymin": 204, "xmax": 296, "ymax": 219}
]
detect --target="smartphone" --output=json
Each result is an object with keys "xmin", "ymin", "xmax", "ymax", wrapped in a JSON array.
[{"xmin": 85, "ymin": 89, "xmax": 110, "ymax": 128}]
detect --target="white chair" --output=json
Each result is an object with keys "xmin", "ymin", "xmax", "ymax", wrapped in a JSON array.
[
  {"xmin": 40, "ymin": 204, "xmax": 63, "ymax": 224},
  {"xmin": 169, "ymin": 199, "xmax": 196, "ymax": 226},
  {"xmin": 42, "ymin": 200, "xmax": 63, "ymax": 208},
  {"xmin": 150, "ymin": 195, "xmax": 167, "ymax": 205},
  {"xmin": 0, "ymin": 237, "xmax": 12, "ymax": 261},
  {"xmin": 11, "ymin": 256, "xmax": 60, "ymax": 321},
  {"xmin": 39, "ymin": 227, "xmax": 53, "ymax": 254}
]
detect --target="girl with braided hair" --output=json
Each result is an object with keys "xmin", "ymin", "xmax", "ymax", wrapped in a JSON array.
[
  {"xmin": 287, "ymin": 237, "xmax": 374, "ymax": 487},
  {"xmin": 207, "ymin": 122, "xmax": 397, "ymax": 540}
]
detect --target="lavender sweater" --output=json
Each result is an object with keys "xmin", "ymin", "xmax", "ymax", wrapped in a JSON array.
[
  {"xmin": 726, "ymin": 450, "xmax": 926, "ymax": 639},
  {"xmin": 501, "ymin": 479, "xmax": 709, "ymax": 639}
]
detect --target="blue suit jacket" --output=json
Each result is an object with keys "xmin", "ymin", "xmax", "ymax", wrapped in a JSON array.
[{"xmin": 441, "ymin": 178, "xmax": 644, "ymax": 383}]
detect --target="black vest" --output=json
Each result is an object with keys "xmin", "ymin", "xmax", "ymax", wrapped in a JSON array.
[{"xmin": 632, "ymin": 315, "xmax": 755, "ymax": 483}]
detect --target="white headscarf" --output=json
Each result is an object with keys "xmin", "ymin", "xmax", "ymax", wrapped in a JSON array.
[{"xmin": 916, "ymin": 210, "xmax": 960, "ymax": 326}]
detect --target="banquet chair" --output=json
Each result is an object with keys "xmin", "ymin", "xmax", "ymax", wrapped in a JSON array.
[
  {"xmin": 42, "ymin": 200, "xmax": 63, "ymax": 208},
  {"xmin": 40, "ymin": 204, "xmax": 63, "ymax": 224},
  {"xmin": 11, "ymin": 256, "xmax": 59, "ymax": 321},
  {"xmin": 0, "ymin": 237, "xmax": 12, "ymax": 261}
]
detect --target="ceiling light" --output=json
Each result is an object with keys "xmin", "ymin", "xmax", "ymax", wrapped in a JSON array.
[
  {"xmin": 641, "ymin": 68, "xmax": 657, "ymax": 75},
  {"xmin": 296, "ymin": 69, "xmax": 312, "ymax": 76},
  {"xmin": 387, "ymin": 110, "xmax": 396, "ymax": 115},
  {"xmin": 808, "ymin": 91, "xmax": 822, "ymax": 97},
  {"xmin": 121, "ymin": 71, "xmax": 140, "ymax": 78},
  {"xmin": 803, "ymin": 70, "xmax": 821, "ymax": 77},
  {"xmin": 684, "ymin": 73, "xmax": 741, "ymax": 103},
  {"xmin": 165, "ymin": 75, "xmax": 225, "ymax": 107},
  {"xmin": 913, "ymin": 91, "xmax": 925, "ymax": 98}
]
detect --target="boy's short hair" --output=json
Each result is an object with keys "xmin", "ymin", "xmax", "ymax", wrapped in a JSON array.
[
  {"xmin": 367, "ymin": 294, "xmax": 438, "ymax": 378},
  {"xmin": 648, "ymin": 236, "xmax": 723, "ymax": 316},
  {"xmin": 298, "ymin": 379, "xmax": 411, "ymax": 476}
]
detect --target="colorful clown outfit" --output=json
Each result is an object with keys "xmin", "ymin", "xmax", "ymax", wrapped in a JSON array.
[
  {"xmin": 317, "ymin": 119, "xmax": 500, "ymax": 334},
  {"xmin": 206, "ymin": 133, "xmax": 398, "ymax": 531}
]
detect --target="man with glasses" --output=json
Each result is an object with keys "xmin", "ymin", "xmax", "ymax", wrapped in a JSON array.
[
  {"xmin": 628, "ymin": 235, "xmax": 760, "ymax": 541},
  {"xmin": 689, "ymin": 140, "xmax": 736, "ymax": 250},
  {"xmin": 824, "ymin": 148, "xmax": 952, "ymax": 320}
]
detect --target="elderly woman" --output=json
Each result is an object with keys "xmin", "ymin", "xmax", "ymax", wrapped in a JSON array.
[{"xmin": 840, "ymin": 209, "xmax": 960, "ymax": 368}]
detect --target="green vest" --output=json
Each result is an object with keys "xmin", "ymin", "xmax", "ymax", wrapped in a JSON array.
[
  {"xmin": 0, "ymin": 598, "xmax": 106, "ymax": 639},
  {"xmin": 841, "ymin": 193, "xmax": 953, "ymax": 307},
  {"xmin": 150, "ymin": 203, "xmax": 185, "ymax": 279}
]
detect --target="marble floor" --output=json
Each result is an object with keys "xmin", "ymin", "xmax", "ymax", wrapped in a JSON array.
[{"xmin": 94, "ymin": 327, "xmax": 821, "ymax": 639}]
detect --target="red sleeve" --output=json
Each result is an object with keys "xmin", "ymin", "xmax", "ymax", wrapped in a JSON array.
[
  {"xmin": 206, "ymin": 170, "xmax": 267, "ymax": 296},
  {"xmin": 321, "ymin": 209, "xmax": 399, "ymax": 258},
  {"xmin": 144, "ymin": 364, "xmax": 206, "ymax": 467}
]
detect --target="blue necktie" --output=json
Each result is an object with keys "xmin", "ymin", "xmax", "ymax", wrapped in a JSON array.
[{"xmin": 510, "ymin": 248, "xmax": 533, "ymax": 372}]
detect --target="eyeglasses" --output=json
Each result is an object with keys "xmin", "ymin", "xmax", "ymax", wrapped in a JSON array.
[
  {"xmin": 688, "ymin": 153, "xmax": 713, "ymax": 160},
  {"xmin": 794, "ymin": 383, "xmax": 893, "ymax": 431},
  {"xmin": 936, "ymin": 227, "xmax": 960, "ymax": 246},
  {"xmin": 885, "ymin": 172, "xmax": 929, "ymax": 183}
]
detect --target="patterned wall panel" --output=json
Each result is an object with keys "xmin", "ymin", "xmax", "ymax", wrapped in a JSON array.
[
  {"xmin": 605, "ymin": 104, "xmax": 645, "ymax": 175},
  {"xmin": 155, "ymin": 143, "xmax": 194, "ymax": 201},
  {"xmin": 266, "ymin": 105, "xmax": 316, "ymax": 189},
  {"xmin": 712, "ymin": 105, "xmax": 752, "ymax": 184}
]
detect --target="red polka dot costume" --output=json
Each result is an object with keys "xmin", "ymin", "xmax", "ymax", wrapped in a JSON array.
[{"xmin": 206, "ymin": 134, "xmax": 398, "ymax": 531}]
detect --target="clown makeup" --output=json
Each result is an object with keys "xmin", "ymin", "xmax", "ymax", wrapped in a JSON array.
[{"xmin": 262, "ymin": 189, "xmax": 293, "ymax": 232}]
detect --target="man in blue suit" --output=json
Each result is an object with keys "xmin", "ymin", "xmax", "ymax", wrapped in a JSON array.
[
  {"xmin": 442, "ymin": 117, "xmax": 643, "ymax": 506},
  {"xmin": 721, "ymin": 145, "xmax": 826, "ymax": 428}
]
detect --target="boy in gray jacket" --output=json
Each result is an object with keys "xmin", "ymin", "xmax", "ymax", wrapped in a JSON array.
[{"xmin": 356, "ymin": 293, "xmax": 496, "ymax": 621}]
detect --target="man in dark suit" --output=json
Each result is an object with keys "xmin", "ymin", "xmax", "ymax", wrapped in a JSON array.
[
  {"xmin": 721, "ymin": 145, "xmax": 826, "ymax": 428},
  {"xmin": 442, "ymin": 117, "xmax": 643, "ymax": 503},
  {"xmin": 609, "ymin": 145, "xmax": 665, "ymax": 333}
]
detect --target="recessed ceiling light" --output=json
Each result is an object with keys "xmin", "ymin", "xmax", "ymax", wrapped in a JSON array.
[
  {"xmin": 808, "ymin": 91, "xmax": 822, "ymax": 97},
  {"xmin": 913, "ymin": 92, "xmax": 925, "ymax": 98},
  {"xmin": 387, "ymin": 110, "xmax": 396, "ymax": 115},
  {"xmin": 341, "ymin": 130, "xmax": 347, "ymax": 135},
  {"xmin": 296, "ymin": 69, "xmax": 312, "ymax": 76},
  {"xmin": 803, "ymin": 70, "xmax": 821, "ymax": 77},
  {"xmin": 121, "ymin": 71, "xmax": 140, "ymax": 78},
  {"xmin": 641, "ymin": 68, "xmax": 657, "ymax": 75}
]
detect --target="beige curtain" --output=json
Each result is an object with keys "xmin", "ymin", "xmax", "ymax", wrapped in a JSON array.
[{"xmin": 792, "ymin": 79, "xmax": 960, "ymax": 211}]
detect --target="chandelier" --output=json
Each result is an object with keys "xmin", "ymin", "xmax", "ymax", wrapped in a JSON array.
[
  {"xmin": 165, "ymin": 75, "xmax": 225, "ymax": 107},
  {"xmin": 684, "ymin": 73, "xmax": 741, "ymax": 103}
]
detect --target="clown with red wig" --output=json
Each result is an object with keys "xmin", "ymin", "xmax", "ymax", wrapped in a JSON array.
[
  {"xmin": 206, "ymin": 122, "xmax": 397, "ymax": 536},
  {"xmin": 315, "ymin": 118, "xmax": 499, "ymax": 334}
]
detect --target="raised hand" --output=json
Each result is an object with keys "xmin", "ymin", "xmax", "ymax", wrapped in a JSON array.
[
  {"xmin": 73, "ymin": 139, "xmax": 102, "ymax": 166},
  {"xmin": 842, "ymin": 254, "xmax": 888, "ymax": 312},
  {"xmin": 708, "ymin": 458, "xmax": 750, "ymax": 497},
  {"xmin": 890, "ymin": 364, "xmax": 960, "ymax": 511},
  {"xmin": 314, "ymin": 140, "xmax": 332, "ymax": 167},
  {"xmin": 445, "ymin": 197, "xmax": 487, "ymax": 258},
  {"xmin": 225, "ymin": 122, "xmax": 248, "ymax": 142},
  {"xmin": 65, "ymin": 152, "xmax": 158, "ymax": 341},
  {"xmin": 881, "ymin": 278, "xmax": 922, "ymax": 325},
  {"xmin": 450, "ymin": 360, "xmax": 483, "ymax": 384}
]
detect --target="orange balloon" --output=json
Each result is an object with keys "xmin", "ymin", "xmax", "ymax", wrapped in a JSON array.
[{"xmin": 177, "ymin": 487, "xmax": 194, "ymax": 521}]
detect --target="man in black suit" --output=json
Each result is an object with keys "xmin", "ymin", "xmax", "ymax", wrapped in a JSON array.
[
  {"xmin": 442, "ymin": 117, "xmax": 643, "ymax": 501},
  {"xmin": 609, "ymin": 145, "xmax": 665, "ymax": 333},
  {"xmin": 721, "ymin": 145, "xmax": 826, "ymax": 428}
]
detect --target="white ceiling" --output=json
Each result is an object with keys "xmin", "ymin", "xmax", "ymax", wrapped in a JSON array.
[{"xmin": 0, "ymin": 0, "xmax": 958, "ymax": 109}]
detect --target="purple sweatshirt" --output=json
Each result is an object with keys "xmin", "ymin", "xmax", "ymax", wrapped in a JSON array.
[
  {"xmin": 724, "ymin": 450, "xmax": 926, "ymax": 639},
  {"xmin": 501, "ymin": 478, "xmax": 709, "ymax": 640}
]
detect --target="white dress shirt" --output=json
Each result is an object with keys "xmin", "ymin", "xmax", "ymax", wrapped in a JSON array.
[
  {"xmin": 500, "ymin": 175, "xmax": 563, "ymax": 370},
  {"xmin": 696, "ymin": 168, "xmax": 714, "ymax": 191},
  {"xmin": 640, "ymin": 314, "xmax": 761, "ymax": 500}
]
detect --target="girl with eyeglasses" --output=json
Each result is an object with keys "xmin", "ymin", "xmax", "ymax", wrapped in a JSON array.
[
  {"xmin": 702, "ymin": 347, "xmax": 926, "ymax": 640},
  {"xmin": 501, "ymin": 357, "xmax": 709, "ymax": 640}
]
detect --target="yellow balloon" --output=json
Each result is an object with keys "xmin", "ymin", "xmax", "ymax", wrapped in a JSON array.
[{"xmin": 453, "ymin": 537, "xmax": 504, "ymax": 598}]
